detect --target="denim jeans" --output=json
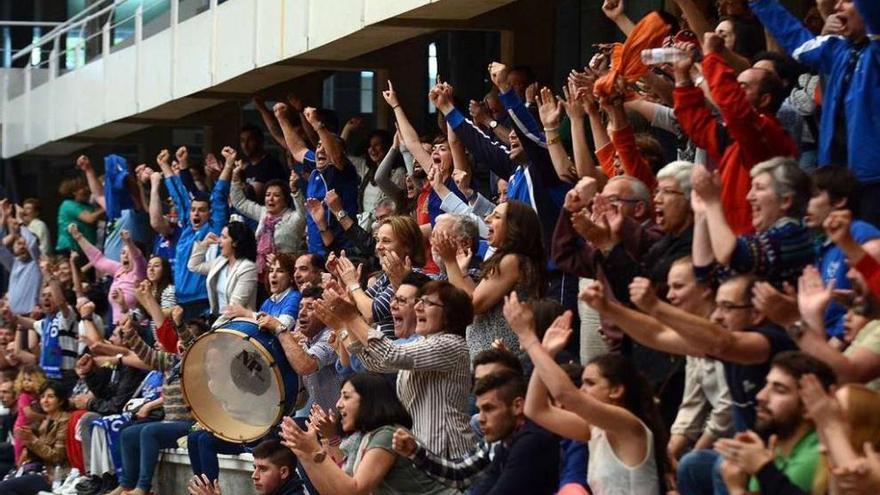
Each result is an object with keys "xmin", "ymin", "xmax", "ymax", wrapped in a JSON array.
[
  {"xmin": 0, "ymin": 473, "xmax": 52, "ymax": 494},
  {"xmin": 119, "ymin": 420, "xmax": 192, "ymax": 491},
  {"xmin": 187, "ymin": 430, "xmax": 247, "ymax": 481},
  {"xmin": 676, "ymin": 449, "xmax": 728, "ymax": 495}
]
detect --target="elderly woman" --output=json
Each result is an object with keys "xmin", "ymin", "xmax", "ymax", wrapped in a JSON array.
[
  {"xmin": 691, "ymin": 157, "xmax": 813, "ymax": 287},
  {"xmin": 331, "ymin": 215, "xmax": 427, "ymax": 338},
  {"xmin": 187, "ymin": 221, "xmax": 258, "ymax": 328},
  {"xmin": 230, "ymin": 164, "xmax": 305, "ymax": 275},
  {"xmin": 316, "ymin": 280, "xmax": 474, "ymax": 458}
]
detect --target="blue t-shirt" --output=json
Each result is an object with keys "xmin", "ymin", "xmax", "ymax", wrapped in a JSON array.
[
  {"xmin": 259, "ymin": 288, "xmax": 302, "ymax": 321},
  {"xmin": 818, "ymin": 220, "xmax": 880, "ymax": 338},
  {"xmin": 723, "ymin": 323, "xmax": 796, "ymax": 431},
  {"xmin": 302, "ymin": 151, "xmax": 360, "ymax": 255}
]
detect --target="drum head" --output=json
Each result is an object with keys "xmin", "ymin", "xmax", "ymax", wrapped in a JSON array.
[{"xmin": 181, "ymin": 329, "xmax": 284, "ymax": 442}]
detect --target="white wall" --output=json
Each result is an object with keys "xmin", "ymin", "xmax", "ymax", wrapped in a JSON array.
[{"xmin": 2, "ymin": 0, "xmax": 443, "ymax": 158}]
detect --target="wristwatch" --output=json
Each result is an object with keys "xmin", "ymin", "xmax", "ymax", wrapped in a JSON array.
[
  {"xmin": 312, "ymin": 450, "xmax": 327, "ymax": 463},
  {"xmin": 488, "ymin": 120, "xmax": 499, "ymax": 129},
  {"xmin": 336, "ymin": 209, "xmax": 348, "ymax": 221}
]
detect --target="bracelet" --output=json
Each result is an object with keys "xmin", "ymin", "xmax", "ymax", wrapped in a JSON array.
[
  {"xmin": 346, "ymin": 283, "xmax": 362, "ymax": 294},
  {"xmin": 392, "ymin": 105, "xmax": 400, "ymax": 110},
  {"xmin": 547, "ymin": 135, "xmax": 562, "ymax": 146},
  {"xmin": 542, "ymin": 126, "xmax": 559, "ymax": 133},
  {"xmin": 327, "ymin": 436, "xmax": 342, "ymax": 447}
]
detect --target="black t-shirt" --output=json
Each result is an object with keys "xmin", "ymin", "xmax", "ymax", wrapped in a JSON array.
[
  {"xmin": 722, "ymin": 323, "xmax": 796, "ymax": 431},
  {"xmin": 477, "ymin": 420, "xmax": 559, "ymax": 495},
  {"xmin": 241, "ymin": 153, "xmax": 289, "ymax": 203}
]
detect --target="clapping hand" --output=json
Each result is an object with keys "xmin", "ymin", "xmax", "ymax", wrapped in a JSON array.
[
  {"xmin": 542, "ymin": 311, "xmax": 573, "ymax": 357},
  {"xmin": 309, "ymin": 404, "xmax": 339, "ymax": 440},
  {"xmin": 279, "ymin": 416, "xmax": 322, "ymax": 458},
  {"xmin": 188, "ymin": 475, "xmax": 222, "ymax": 495},
  {"xmin": 502, "ymin": 291, "xmax": 537, "ymax": 344}
]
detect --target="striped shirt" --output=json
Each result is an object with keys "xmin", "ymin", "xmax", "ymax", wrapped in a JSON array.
[
  {"xmin": 364, "ymin": 273, "xmax": 395, "ymax": 338},
  {"xmin": 124, "ymin": 328, "xmax": 194, "ymax": 422},
  {"xmin": 35, "ymin": 309, "xmax": 79, "ymax": 379},
  {"xmin": 353, "ymin": 327, "xmax": 474, "ymax": 458}
]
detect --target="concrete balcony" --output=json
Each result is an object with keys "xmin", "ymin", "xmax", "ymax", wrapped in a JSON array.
[{"xmin": 1, "ymin": 0, "xmax": 515, "ymax": 159}]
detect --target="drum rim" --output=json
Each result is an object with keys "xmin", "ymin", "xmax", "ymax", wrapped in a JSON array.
[{"xmin": 181, "ymin": 327, "xmax": 287, "ymax": 443}]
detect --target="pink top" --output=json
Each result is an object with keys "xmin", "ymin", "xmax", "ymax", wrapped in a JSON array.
[
  {"xmin": 85, "ymin": 243, "xmax": 147, "ymax": 322},
  {"xmin": 13, "ymin": 391, "xmax": 36, "ymax": 462}
]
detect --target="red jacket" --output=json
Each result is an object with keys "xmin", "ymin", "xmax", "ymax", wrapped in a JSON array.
[
  {"xmin": 856, "ymin": 254, "xmax": 880, "ymax": 302},
  {"xmin": 674, "ymin": 53, "xmax": 798, "ymax": 235}
]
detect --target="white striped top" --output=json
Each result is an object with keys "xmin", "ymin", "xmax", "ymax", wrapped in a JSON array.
[{"xmin": 353, "ymin": 327, "xmax": 475, "ymax": 458}]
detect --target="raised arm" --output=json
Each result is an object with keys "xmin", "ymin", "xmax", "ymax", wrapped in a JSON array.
[
  {"xmin": 303, "ymin": 107, "xmax": 346, "ymax": 171},
  {"xmin": 382, "ymin": 81, "xmax": 433, "ymax": 169},
  {"xmin": 374, "ymin": 139, "xmax": 406, "ymax": 200},
  {"xmin": 273, "ymin": 103, "xmax": 312, "ymax": 164},
  {"xmin": 76, "ymin": 155, "xmax": 106, "ymax": 210},
  {"xmin": 187, "ymin": 235, "xmax": 216, "ymax": 275},
  {"xmin": 795, "ymin": 266, "xmax": 880, "ymax": 384},
  {"xmin": 633, "ymin": 280, "xmax": 773, "ymax": 365},
  {"xmin": 147, "ymin": 172, "xmax": 174, "ymax": 236},
  {"xmin": 230, "ymin": 171, "xmax": 266, "ymax": 222},
  {"xmin": 506, "ymin": 299, "xmax": 646, "ymax": 438},
  {"xmin": 253, "ymin": 95, "xmax": 287, "ymax": 149},
  {"xmin": 602, "ymin": 0, "xmax": 635, "ymax": 36},
  {"xmin": 524, "ymin": 355, "xmax": 592, "ymax": 442},
  {"xmin": 580, "ymin": 280, "xmax": 702, "ymax": 356},
  {"xmin": 691, "ymin": 165, "xmax": 737, "ymax": 266},
  {"xmin": 69, "ymin": 224, "xmax": 121, "ymax": 276}
]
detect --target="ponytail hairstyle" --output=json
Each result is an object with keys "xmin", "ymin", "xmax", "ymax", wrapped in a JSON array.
[{"xmin": 588, "ymin": 354, "xmax": 669, "ymax": 494}]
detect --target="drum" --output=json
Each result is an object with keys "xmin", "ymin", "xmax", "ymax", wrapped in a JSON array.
[{"xmin": 181, "ymin": 319, "xmax": 299, "ymax": 442}]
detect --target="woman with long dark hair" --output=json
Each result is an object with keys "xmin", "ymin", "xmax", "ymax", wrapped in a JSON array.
[
  {"xmin": 440, "ymin": 200, "xmax": 547, "ymax": 361},
  {"xmin": 315, "ymin": 280, "xmax": 474, "ymax": 458},
  {"xmin": 187, "ymin": 221, "xmax": 258, "ymax": 327},
  {"xmin": 505, "ymin": 296, "xmax": 669, "ymax": 495},
  {"xmin": 0, "ymin": 381, "xmax": 71, "ymax": 495},
  {"xmin": 280, "ymin": 373, "xmax": 456, "ymax": 495}
]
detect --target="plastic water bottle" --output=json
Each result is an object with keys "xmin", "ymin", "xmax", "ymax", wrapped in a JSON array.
[
  {"xmin": 51, "ymin": 466, "xmax": 62, "ymax": 492},
  {"xmin": 640, "ymin": 48, "xmax": 688, "ymax": 65}
]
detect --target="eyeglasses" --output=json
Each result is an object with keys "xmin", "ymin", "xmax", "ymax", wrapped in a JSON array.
[
  {"xmin": 391, "ymin": 296, "xmax": 415, "ymax": 306},
  {"xmin": 416, "ymin": 297, "xmax": 444, "ymax": 308},
  {"xmin": 604, "ymin": 195, "xmax": 642, "ymax": 205},
  {"xmin": 716, "ymin": 302, "xmax": 753, "ymax": 312},
  {"xmin": 654, "ymin": 188, "xmax": 685, "ymax": 198}
]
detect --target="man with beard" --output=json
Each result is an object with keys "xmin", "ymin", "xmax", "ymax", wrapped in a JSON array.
[
  {"xmin": 714, "ymin": 352, "xmax": 835, "ymax": 494},
  {"xmin": 628, "ymin": 275, "xmax": 797, "ymax": 495}
]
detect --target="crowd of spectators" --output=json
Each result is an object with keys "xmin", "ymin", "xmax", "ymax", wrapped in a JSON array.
[{"xmin": 0, "ymin": 0, "xmax": 879, "ymax": 494}]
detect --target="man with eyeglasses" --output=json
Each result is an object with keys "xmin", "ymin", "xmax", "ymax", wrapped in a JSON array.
[
  {"xmin": 334, "ymin": 272, "xmax": 432, "ymax": 377},
  {"xmin": 627, "ymin": 274, "xmax": 798, "ymax": 495}
]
